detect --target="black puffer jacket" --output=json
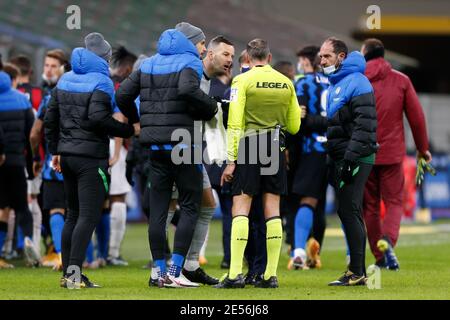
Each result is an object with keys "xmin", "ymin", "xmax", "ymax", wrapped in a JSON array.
[
  {"xmin": 115, "ymin": 29, "xmax": 217, "ymax": 147},
  {"xmin": 44, "ymin": 48, "xmax": 134, "ymax": 159},
  {"xmin": 0, "ymin": 71, "xmax": 35, "ymax": 166},
  {"xmin": 0, "ymin": 125, "xmax": 4, "ymax": 155},
  {"xmin": 326, "ymin": 52, "xmax": 378, "ymax": 162}
]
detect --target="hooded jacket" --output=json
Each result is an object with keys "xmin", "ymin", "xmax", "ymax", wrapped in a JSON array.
[
  {"xmin": 326, "ymin": 51, "xmax": 378, "ymax": 162},
  {"xmin": 365, "ymin": 57, "xmax": 428, "ymax": 165},
  {"xmin": 115, "ymin": 29, "xmax": 218, "ymax": 147},
  {"xmin": 0, "ymin": 71, "xmax": 35, "ymax": 166},
  {"xmin": 44, "ymin": 48, "xmax": 134, "ymax": 159}
]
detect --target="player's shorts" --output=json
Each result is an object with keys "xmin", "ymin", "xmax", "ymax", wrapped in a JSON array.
[
  {"xmin": 27, "ymin": 174, "xmax": 42, "ymax": 195},
  {"xmin": 0, "ymin": 165, "xmax": 28, "ymax": 210},
  {"xmin": 231, "ymin": 134, "xmax": 287, "ymax": 196},
  {"xmin": 171, "ymin": 165, "xmax": 211, "ymax": 199},
  {"xmin": 109, "ymin": 139, "xmax": 132, "ymax": 196},
  {"xmin": 42, "ymin": 180, "xmax": 66, "ymax": 210},
  {"xmin": 291, "ymin": 152, "xmax": 327, "ymax": 199}
]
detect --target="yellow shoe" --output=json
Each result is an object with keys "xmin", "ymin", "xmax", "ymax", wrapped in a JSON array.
[
  {"xmin": 42, "ymin": 252, "xmax": 59, "ymax": 268},
  {"xmin": 41, "ymin": 252, "xmax": 55, "ymax": 267},
  {"xmin": 287, "ymin": 258, "xmax": 294, "ymax": 270},
  {"xmin": 0, "ymin": 259, "xmax": 14, "ymax": 269},
  {"xmin": 199, "ymin": 256, "xmax": 208, "ymax": 266},
  {"xmin": 52, "ymin": 253, "xmax": 62, "ymax": 271},
  {"xmin": 306, "ymin": 238, "xmax": 322, "ymax": 269}
]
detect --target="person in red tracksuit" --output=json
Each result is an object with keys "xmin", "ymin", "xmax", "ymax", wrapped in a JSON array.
[{"xmin": 361, "ymin": 38, "xmax": 432, "ymax": 270}]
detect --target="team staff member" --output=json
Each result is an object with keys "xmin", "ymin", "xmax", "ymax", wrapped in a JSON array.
[
  {"xmin": 0, "ymin": 69, "xmax": 40, "ymax": 267},
  {"xmin": 320, "ymin": 38, "xmax": 378, "ymax": 286},
  {"xmin": 115, "ymin": 22, "xmax": 218, "ymax": 288},
  {"xmin": 216, "ymin": 39, "xmax": 301, "ymax": 289},
  {"xmin": 361, "ymin": 39, "xmax": 431, "ymax": 271},
  {"xmin": 44, "ymin": 33, "xmax": 137, "ymax": 288}
]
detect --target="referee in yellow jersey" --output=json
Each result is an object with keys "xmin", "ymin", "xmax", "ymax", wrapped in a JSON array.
[{"xmin": 216, "ymin": 39, "xmax": 301, "ymax": 289}]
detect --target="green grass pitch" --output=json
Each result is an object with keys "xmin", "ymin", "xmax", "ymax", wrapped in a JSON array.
[{"xmin": 1, "ymin": 217, "xmax": 450, "ymax": 300}]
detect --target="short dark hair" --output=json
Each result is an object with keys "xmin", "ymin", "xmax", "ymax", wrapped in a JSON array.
[
  {"xmin": 111, "ymin": 46, "xmax": 137, "ymax": 69},
  {"xmin": 0, "ymin": 53, "xmax": 3, "ymax": 70},
  {"xmin": 362, "ymin": 38, "xmax": 385, "ymax": 61},
  {"xmin": 296, "ymin": 45, "xmax": 320, "ymax": 67},
  {"xmin": 3, "ymin": 63, "xmax": 20, "ymax": 81},
  {"xmin": 46, "ymin": 49, "xmax": 68, "ymax": 66},
  {"xmin": 207, "ymin": 35, "xmax": 234, "ymax": 49},
  {"xmin": 325, "ymin": 37, "xmax": 348, "ymax": 57},
  {"xmin": 247, "ymin": 38, "xmax": 270, "ymax": 61},
  {"xmin": 9, "ymin": 55, "xmax": 32, "ymax": 76},
  {"xmin": 273, "ymin": 61, "xmax": 294, "ymax": 78}
]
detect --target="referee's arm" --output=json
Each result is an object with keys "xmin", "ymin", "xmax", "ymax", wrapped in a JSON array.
[
  {"xmin": 285, "ymin": 84, "xmax": 301, "ymax": 135},
  {"xmin": 226, "ymin": 76, "xmax": 246, "ymax": 162}
]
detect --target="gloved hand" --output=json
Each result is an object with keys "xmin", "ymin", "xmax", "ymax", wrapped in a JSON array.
[
  {"xmin": 125, "ymin": 162, "xmax": 135, "ymax": 187},
  {"xmin": 416, "ymin": 157, "xmax": 436, "ymax": 186},
  {"xmin": 339, "ymin": 159, "xmax": 359, "ymax": 188}
]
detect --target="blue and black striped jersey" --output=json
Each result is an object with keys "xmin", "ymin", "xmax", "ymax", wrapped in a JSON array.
[{"xmin": 295, "ymin": 72, "xmax": 329, "ymax": 154}]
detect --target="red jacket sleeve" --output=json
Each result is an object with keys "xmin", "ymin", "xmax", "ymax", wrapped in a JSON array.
[{"xmin": 403, "ymin": 78, "xmax": 429, "ymax": 154}]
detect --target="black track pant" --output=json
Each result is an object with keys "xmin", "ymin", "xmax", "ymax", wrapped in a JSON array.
[
  {"xmin": 334, "ymin": 161, "xmax": 372, "ymax": 276},
  {"xmin": 313, "ymin": 196, "xmax": 326, "ymax": 250},
  {"xmin": 0, "ymin": 165, "xmax": 33, "ymax": 238},
  {"xmin": 60, "ymin": 155, "xmax": 109, "ymax": 275},
  {"xmin": 147, "ymin": 150, "xmax": 202, "ymax": 261}
]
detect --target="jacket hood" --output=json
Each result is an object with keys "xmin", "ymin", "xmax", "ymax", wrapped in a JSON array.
[
  {"xmin": 329, "ymin": 51, "xmax": 366, "ymax": 85},
  {"xmin": 157, "ymin": 29, "xmax": 199, "ymax": 57},
  {"xmin": 0, "ymin": 71, "xmax": 12, "ymax": 93},
  {"xmin": 71, "ymin": 47, "xmax": 110, "ymax": 76},
  {"xmin": 365, "ymin": 57, "xmax": 391, "ymax": 82}
]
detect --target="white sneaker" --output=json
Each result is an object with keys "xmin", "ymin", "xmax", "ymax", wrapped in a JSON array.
[
  {"xmin": 178, "ymin": 272, "xmax": 200, "ymax": 287},
  {"xmin": 293, "ymin": 248, "xmax": 308, "ymax": 270},
  {"xmin": 163, "ymin": 274, "xmax": 199, "ymax": 288},
  {"xmin": 24, "ymin": 237, "xmax": 40, "ymax": 267}
]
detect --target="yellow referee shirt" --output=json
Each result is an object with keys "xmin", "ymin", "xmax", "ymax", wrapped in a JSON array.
[{"xmin": 227, "ymin": 64, "xmax": 301, "ymax": 161}]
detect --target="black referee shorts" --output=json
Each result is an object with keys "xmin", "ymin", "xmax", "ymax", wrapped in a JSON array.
[{"xmin": 232, "ymin": 133, "xmax": 287, "ymax": 196}]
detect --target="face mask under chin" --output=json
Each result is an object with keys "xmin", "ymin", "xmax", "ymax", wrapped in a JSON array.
[
  {"xmin": 323, "ymin": 59, "xmax": 342, "ymax": 75},
  {"xmin": 322, "ymin": 64, "xmax": 336, "ymax": 75},
  {"xmin": 297, "ymin": 62, "xmax": 304, "ymax": 74},
  {"xmin": 42, "ymin": 73, "xmax": 58, "ymax": 85}
]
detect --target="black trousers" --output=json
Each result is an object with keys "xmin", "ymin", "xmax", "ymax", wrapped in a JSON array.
[
  {"xmin": 334, "ymin": 161, "xmax": 372, "ymax": 276},
  {"xmin": 60, "ymin": 155, "xmax": 109, "ymax": 274},
  {"xmin": 312, "ymin": 196, "xmax": 327, "ymax": 250},
  {"xmin": 147, "ymin": 150, "xmax": 203, "ymax": 261},
  {"xmin": 0, "ymin": 165, "xmax": 33, "ymax": 238}
]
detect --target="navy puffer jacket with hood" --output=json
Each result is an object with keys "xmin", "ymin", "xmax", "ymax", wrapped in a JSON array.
[
  {"xmin": 115, "ymin": 29, "xmax": 218, "ymax": 146},
  {"xmin": 326, "ymin": 51, "xmax": 378, "ymax": 162},
  {"xmin": 0, "ymin": 71, "xmax": 34, "ymax": 166},
  {"xmin": 44, "ymin": 48, "xmax": 134, "ymax": 159}
]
